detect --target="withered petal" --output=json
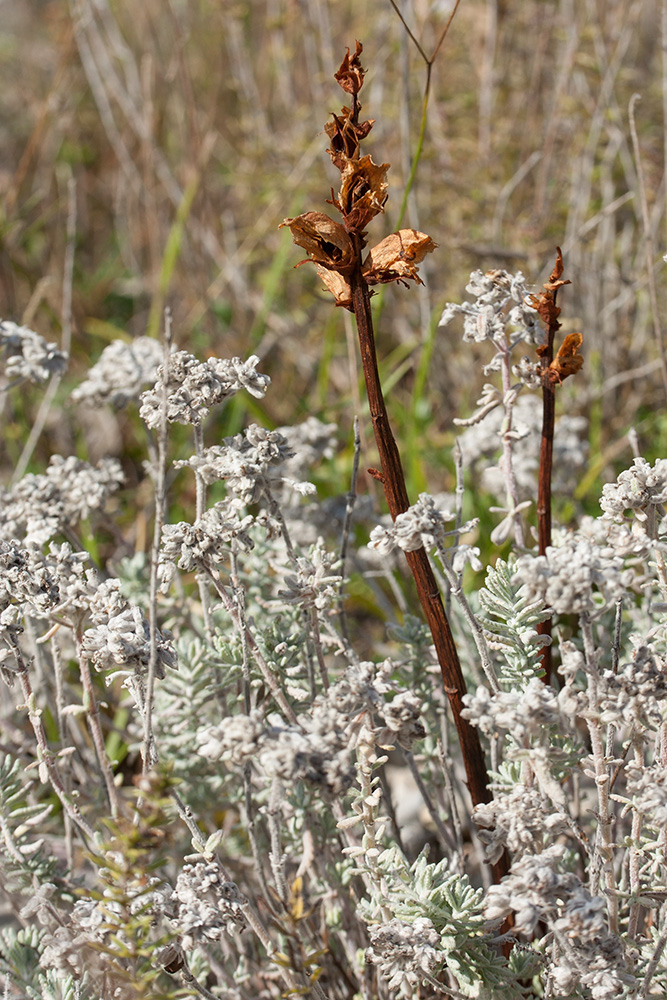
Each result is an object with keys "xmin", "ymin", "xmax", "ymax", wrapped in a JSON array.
[
  {"xmin": 315, "ymin": 264, "xmax": 353, "ymax": 310},
  {"xmin": 363, "ymin": 230, "xmax": 438, "ymax": 285},
  {"xmin": 280, "ymin": 212, "xmax": 355, "ymax": 271},
  {"xmin": 545, "ymin": 332, "xmax": 584, "ymax": 383}
]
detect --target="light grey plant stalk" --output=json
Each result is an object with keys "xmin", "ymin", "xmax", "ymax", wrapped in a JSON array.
[
  {"xmin": 193, "ymin": 422, "xmax": 214, "ymax": 643},
  {"xmin": 144, "ymin": 311, "xmax": 173, "ymax": 774},
  {"xmin": 74, "ymin": 626, "xmax": 120, "ymax": 818}
]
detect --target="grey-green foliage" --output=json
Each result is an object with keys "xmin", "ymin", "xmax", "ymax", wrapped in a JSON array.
[
  {"xmin": 387, "ymin": 613, "xmax": 433, "ymax": 686},
  {"xmin": 0, "ymin": 926, "xmax": 98, "ymax": 1000},
  {"xmin": 371, "ymin": 846, "xmax": 523, "ymax": 997},
  {"xmin": 0, "ymin": 755, "xmax": 56, "ymax": 893},
  {"xmin": 477, "ymin": 558, "xmax": 550, "ymax": 688},
  {"xmin": 152, "ymin": 635, "xmax": 230, "ymax": 799}
]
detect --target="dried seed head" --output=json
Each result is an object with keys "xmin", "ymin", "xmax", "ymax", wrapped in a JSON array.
[
  {"xmin": 280, "ymin": 211, "xmax": 356, "ymax": 272},
  {"xmin": 334, "ymin": 41, "xmax": 365, "ymax": 95},
  {"xmin": 363, "ymin": 230, "xmax": 438, "ymax": 286}
]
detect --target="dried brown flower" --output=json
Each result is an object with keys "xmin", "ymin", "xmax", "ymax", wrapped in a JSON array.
[
  {"xmin": 337, "ymin": 155, "xmax": 389, "ymax": 232},
  {"xmin": 334, "ymin": 41, "xmax": 365, "ymax": 96},
  {"xmin": 363, "ymin": 230, "xmax": 438, "ymax": 286},
  {"xmin": 544, "ymin": 332, "xmax": 584, "ymax": 384},
  {"xmin": 314, "ymin": 265, "xmax": 353, "ymax": 310},
  {"xmin": 325, "ymin": 109, "xmax": 374, "ymax": 168},
  {"xmin": 280, "ymin": 212, "xmax": 355, "ymax": 272}
]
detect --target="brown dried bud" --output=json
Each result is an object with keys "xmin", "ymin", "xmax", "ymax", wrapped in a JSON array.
[
  {"xmin": 338, "ymin": 155, "xmax": 389, "ymax": 232},
  {"xmin": 334, "ymin": 41, "xmax": 365, "ymax": 95},
  {"xmin": 280, "ymin": 212, "xmax": 355, "ymax": 272},
  {"xmin": 315, "ymin": 264, "xmax": 353, "ymax": 310},
  {"xmin": 363, "ymin": 230, "xmax": 438, "ymax": 286}
]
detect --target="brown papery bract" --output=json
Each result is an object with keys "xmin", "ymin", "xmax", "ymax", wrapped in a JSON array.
[
  {"xmin": 314, "ymin": 265, "xmax": 353, "ymax": 310},
  {"xmin": 280, "ymin": 212, "xmax": 356, "ymax": 272},
  {"xmin": 325, "ymin": 109, "xmax": 374, "ymax": 168},
  {"xmin": 363, "ymin": 230, "xmax": 438, "ymax": 285},
  {"xmin": 337, "ymin": 155, "xmax": 389, "ymax": 233},
  {"xmin": 545, "ymin": 332, "xmax": 584, "ymax": 384}
]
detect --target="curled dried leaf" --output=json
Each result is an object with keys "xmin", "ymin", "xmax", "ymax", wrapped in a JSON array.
[
  {"xmin": 334, "ymin": 41, "xmax": 365, "ymax": 95},
  {"xmin": 338, "ymin": 155, "xmax": 389, "ymax": 232},
  {"xmin": 544, "ymin": 332, "xmax": 584, "ymax": 384},
  {"xmin": 363, "ymin": 230, "xmax": 438, "ymax": 286},
  {"xmin": 314, "ymin": 264, "xmax": 353, "ymax": 310},
  {"xmin": 280, "ymin": 212, "xmax": 355, "ymax": 272}
]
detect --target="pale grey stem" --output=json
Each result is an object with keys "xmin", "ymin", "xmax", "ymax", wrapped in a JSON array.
[
  {"xmin": 14, "ymin": 647, "xmax": 96, "ymax": 842},
  {"xmin": 404, "ymin": 750, "xmax": 457, "ymax": 853},
  {"xmin": 581, "ymin": 613, "xmax": 618, "ymax": 932},
  {"xmin": 303, "ymin": 621, "xmax": 318, "ymax": 700},
  {"xmin": 435, "ymin": 541, "xmax": 500, "ymax": 693},
  {"xmin": 262, "ymin": 484, "xmax": 299, "ymax": 569},
  {"xmin": 627, "ymin": 736, "xmax": 645, "ymax": 940},
  {"xmin": 331, "ymin": 799, "xmax": 374, "ymax": 898},
  {"xmin": 351, "ymin": 725, "xmax": 393, "ymax": 922},
  {"xmin": 74, "ymin": 628, "xmax": 120, "ymax": 818},
  {"xmin": 445, "ymin": 438, "xmax": 465, "ymax": 620},
  {"xmin": 143, "ymin": 310, "xmax": 173, "ymax": 775},
  {"xmin": 338, "ymin": 416, "xmax": 361, "ymax": 648},
  {"xmin": 268, "ymin": 777, "xmax": 288, "ymax": 903},
  {"xmin": 51, "ymin": 635, "xmax": 74, "ymax": 868},
  {"xmin": 637, "ymin": 901, "xmax": 667, "ymax": 998},
  {"xmin": 243, "ymin": 762, "xmax": 273, "ymax": 909},
  {"xmin": 309, "ymin": 607, "xmax": 329, "ymax": 692},
  {"xmin": 202, "ymin": 563, "xmax": 298, "ymax": 725},
  {"xmin": 179, "ymin": 965, "xmax": 222, "ymax": 1000},
  {"xmin": 193, "ymin": 421, "xmax": 213, "ymax": 642},
  {"xmin": 437, "ymin": 717, "xmax": 465, "ymax": 867},
  {"xmin": 605, "ymin": 597, "xmax": 623, "ymax": 760},
  {"xmin": 231, "ymin": 551, "xmax": 251, "ymax": 715},
  {"xmin": 495, "ymin": 336, "xmax": 526, "ymax": 548}
]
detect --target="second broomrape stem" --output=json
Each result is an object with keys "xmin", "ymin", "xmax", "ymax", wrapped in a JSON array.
[{"xmin": 349, "ymin": 261, "xmax": 508, "ymax": 882}]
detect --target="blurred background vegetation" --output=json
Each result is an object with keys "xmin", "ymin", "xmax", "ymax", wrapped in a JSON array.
[{"xmin": 1, "ymin": 0, "xmax": 665, "ymax": 513}]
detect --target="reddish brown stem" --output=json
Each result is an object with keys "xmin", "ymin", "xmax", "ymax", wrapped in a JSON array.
[
  {"xmin": 537, "ymin": 380, "xmax": 555, "ymax": 682},
  {"xmin": 537, "ymin": 286, "xmax": 560, "ymax": 683},
  {"xmin": 349, "ymin": 255, "xmax": 508, "ymax": 883}
]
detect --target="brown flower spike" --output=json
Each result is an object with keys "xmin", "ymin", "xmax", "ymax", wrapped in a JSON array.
[
  {"xmin": 282, "ymin": 42, "xmax": 508, "ymax": 884},
  {"xmin": 281, "ymin": 40, "xmax": 436, "ymax": 307}
]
